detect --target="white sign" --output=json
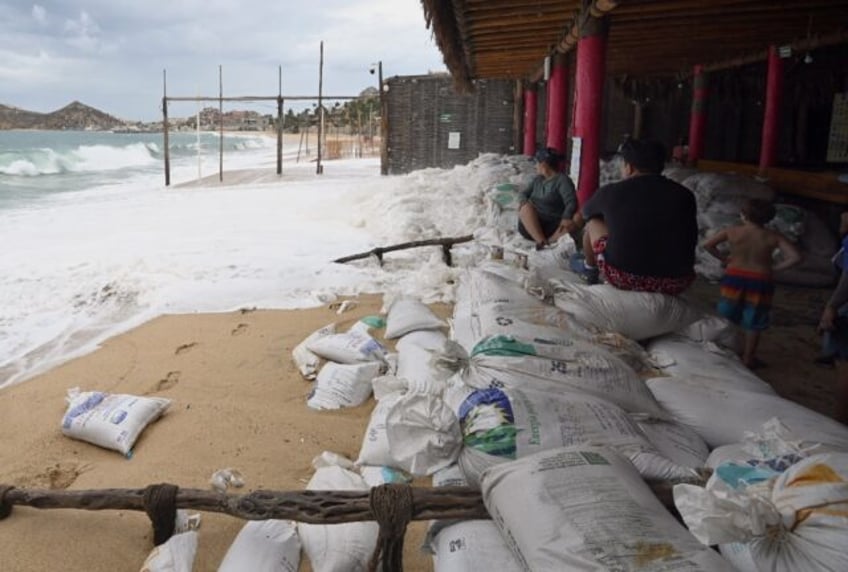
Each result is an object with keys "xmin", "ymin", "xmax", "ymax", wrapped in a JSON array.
[
  {"xmin": 448, "ymin": 131, "xmax": 461, "ymax": 150},
  {"xmin": 570, "ymin": 137, "xmax": 582, "ymax": 182}
]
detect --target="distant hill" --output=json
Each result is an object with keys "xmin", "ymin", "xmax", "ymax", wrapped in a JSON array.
[{"xmin": 0, "ymin": 101, "xmax": 126, "ymax": 131}]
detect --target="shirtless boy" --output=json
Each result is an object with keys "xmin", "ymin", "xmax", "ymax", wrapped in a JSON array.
[{"xmin": 703, "ymin": 199, "xmax": 802, "ymax": 369}]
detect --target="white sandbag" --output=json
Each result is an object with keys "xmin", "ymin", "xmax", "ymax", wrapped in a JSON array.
[
  {"xmin": 307, "ymin": 361, "xmax": 382, "ymax": 410},
  {"xmin": 385, "ymin": 392, "xmax": 462, "ymax": 476},
  {"xmin": 705, "ymin": 417, "xmax": 842, "ymax": 470},
  {"xmin": 638, "ymin": 419, "xmax": 710, "ymax": 470},
  {"xmin": 306, "ymin": 329, "xmax": 387, "ymax": 364},
  {"xmin": 553, "ymin": 282, "xmax": 702, "ymax": 340},
  {"xmin": 648, "ymin": 335, "xmax": 774, "ymax": 394},
  {"xmin": 445, "ymin": 384, "xmax": 697, "ymax": 486},
  {"xmin": 450, "ymin": 335, "xmax": 666, "ymax": 417},
  {"xmin": 395, "ymin": 329, "xmax": 447, "ymax": 352},
  {"xmin": 681, "ymin": 172, "xmax": 775, "ymax": 210},
  {"xmin": 646, "ymin": 376, "xmax": 848, "ymax": 450},
  {"xmin": 140, "ymin": 531, "xmax": 197, "ymax": 572},
  {"xmin": 384, "ymin": 298, "xmax": 446, "ymax": 339},
  {"xmin": 62, "ymin": 388, "xmax": 170, "ymax": 456},
  {"xmin": 464, "ymin": 301, "xmax": 595, "ymax": 351},
  {"xmin": 674, "ymin": 453, "xmax": 848, "ymax": 572},
  {"xmin": 292, "ymin": 323, "xmax": 336, "ymax": 380},
  {"xmin": 298, "ymin": 466, "xmax": 378, "ymax": 572},
  {"xmin": 371, "ymin": 374, "xmax": 445, "ymax": 402},
  {"xmin": 218, "ymin": 520, "xmax": 300, "ymax": 572},
  {"xmin": 482, "ymin": 446, "xmax": 733, "ymax": 571},
  {"xmin": 357, "ymin": 392, "xmax": 402, "ymax": 467},
  {"xmin": 426, "ymin": 463, "xmax": 524, "ymax": 572}
]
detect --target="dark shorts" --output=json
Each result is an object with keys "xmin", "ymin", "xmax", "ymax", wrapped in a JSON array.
[
  {"xmin": 716, "ymin": 267, "xmax": 774, "ymax": 331},
  {"xmin": 518, "ymin": 215, "xmax": 560, "ymax": 241},
  {"xmin": 593, "ymin": 237, "xmax": 695, "ymax": 295},
  {"xmin": 823, "ymin": 307, "xmax": 848, "ymax": 361}
]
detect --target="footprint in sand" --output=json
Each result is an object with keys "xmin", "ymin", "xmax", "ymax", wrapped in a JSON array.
[
  {"xmin": 175, "ymin": 342, "xmax": 197, "ymax": 355},
  {"xmin": 156, "ymin": 371, "xmax": 181, "ymax": 392},
  {"xmin": 30, "ymin": 462, "xmax": 84, "ymax": 490},
  {"xmin": 231, "ymin": 323, "xmax": 249, "ymax": 336}
]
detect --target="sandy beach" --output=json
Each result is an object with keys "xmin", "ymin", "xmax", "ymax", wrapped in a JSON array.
[{"xmin": 0, "ymin": 294, "xmax": 445, "ymax": 572}]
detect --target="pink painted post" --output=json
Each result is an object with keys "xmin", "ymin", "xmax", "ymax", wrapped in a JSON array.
[
  {"xmin": 523, "ymin": 87, "xmax": 538, "ymax": 156},
  {"xmin": 546, "ymin": 56, "xmax": 569, "ymax": 155},
  {"xmin": 759, "ymin": 45, "xmax": 784, "ymax": 172},
  {"xmin": 574, "ymin": 21, "xmax": 608, "ymax": 205},
  {"xmin": 688, "ymin": 64, "xmax": 707, "ymax": 165}
]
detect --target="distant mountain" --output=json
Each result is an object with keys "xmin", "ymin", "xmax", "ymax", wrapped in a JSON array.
[{"xmin": 0, "ymin": 101, "xmax": 126, "ymax": 131}]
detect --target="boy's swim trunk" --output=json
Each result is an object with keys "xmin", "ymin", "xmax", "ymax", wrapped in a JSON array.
[
  {"xmin": 717, "ymin": 267, "xmax": 774, "ymax": 331},
  {"xmin": 593, "ymin": 237, "xmax": 694, "ymax": 295}
]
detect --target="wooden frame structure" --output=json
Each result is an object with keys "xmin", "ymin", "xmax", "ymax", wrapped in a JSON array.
[{"xmin": 161, "ymin": 64, "xmax": 363, "ymax": 186}]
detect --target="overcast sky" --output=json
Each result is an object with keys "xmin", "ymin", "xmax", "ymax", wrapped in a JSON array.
[{"xmin": 0, "ymin": 1, "xmax": 446, "ymax": 121}]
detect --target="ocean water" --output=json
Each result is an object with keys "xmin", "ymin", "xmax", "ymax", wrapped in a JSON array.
[{"xmin": 0, "ymin": 130, "xmax": 529, "ymax": 388}]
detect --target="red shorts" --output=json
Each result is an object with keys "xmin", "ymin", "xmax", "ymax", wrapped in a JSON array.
[{"xmin": 593, "ymin": 237, "xmax": 695, "ymax": 296}]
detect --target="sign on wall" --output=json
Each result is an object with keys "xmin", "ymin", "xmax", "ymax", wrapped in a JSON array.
[
  {"xmin": 570, "ymin": 137, "xmax": 582, "ymax": 182},
  {"xmin": 827, "ymin": 93, "xmax": 848, "ymax": 163},
  {"xmin": 448, "ymin": 131, "xmax": 461, "ymax": 150}
]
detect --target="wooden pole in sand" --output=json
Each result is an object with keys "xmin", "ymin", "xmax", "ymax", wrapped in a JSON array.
[
  {"xmin": 162, "ymin": 70, "xmax": 171, "ymax": 187},
  {"xmin": 277, "ymin": 66, "xmax": 283, "ymax": 176},
  {"xmin": 317, "ymin": 41, "xmax": 324, "ymax": 175},
  {"xmin": 219, "ymin": 65, "xmax": 224, "ymax": 182}
]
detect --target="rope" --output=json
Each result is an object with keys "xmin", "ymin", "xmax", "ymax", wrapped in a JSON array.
[
  {"xmin": 143, "ymin": 483, "xmax": 179, "ymax": 546},
  {"xmin": 0, "ymin": 485, "xmax": 15, "ymax": 520},
  {"xmin": 368, "ymin": 483, "xmax": 414, "ymax": 572}
]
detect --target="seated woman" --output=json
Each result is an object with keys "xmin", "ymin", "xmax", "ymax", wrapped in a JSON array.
[{"xmin": 517, "ymin": 147, "xmax": 579, "ymax": 249}]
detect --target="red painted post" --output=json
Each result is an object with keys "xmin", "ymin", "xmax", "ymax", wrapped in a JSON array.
[
  {"xmin": 688, "ymin": 64, "xmax": 707, "ymax": 165},
  {"xmin": 546, "ymin": 56, "xmax": 569, "ymax": 156},
  {"xmin": 759, "ymin": 45, "xmax": 784, "ymax": 172},
  {"xmin": 574, "ymin": 21, "xmax": 608, "ymax": 205},
  {"xmin": 523, "ymin": 87, "xmax": 538, "ymax": 156}
]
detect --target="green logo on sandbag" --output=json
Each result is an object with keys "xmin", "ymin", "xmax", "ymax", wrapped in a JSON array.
[
  {"xmin": 471, "ymin": 335, "xmax": 537, "ymax": 357},
  {"xmin": 359, "ymin": 315, "xmax": 386, "ymax": 329},
  {"xmin": 458, "ymin": 387, "xmax": 516, "ymax": 458}
]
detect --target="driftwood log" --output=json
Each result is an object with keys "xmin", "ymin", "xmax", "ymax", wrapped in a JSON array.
[
  {"xmin": 333, "ymin": 234, "xmax": 474, "ymax": 267},
  {"xmin": 0, "ymin": 476, "xmax": 706, "ymax": 571}
]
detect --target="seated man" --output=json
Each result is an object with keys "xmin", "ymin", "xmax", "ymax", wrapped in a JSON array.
[
  {"xmin": 571, "ymin": 138, "xmax": 698, "ymax": 295},
  {"xmin": 517, "ymin": 147, "xmax": 579, "ymax": 249}
]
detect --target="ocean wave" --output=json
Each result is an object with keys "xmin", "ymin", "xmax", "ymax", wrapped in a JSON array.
[{"xmin": 0, "ymin": 142, "xmax": 159, "ymax": 177}]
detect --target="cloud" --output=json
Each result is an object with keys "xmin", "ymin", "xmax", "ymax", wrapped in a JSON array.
[
  {"xmin": 63, "ymin": 10, "xmax": 113, "ymax": 53},
  {"xmin": 32, "ymin": 4, "xmax": 47, "ymax": 25}
]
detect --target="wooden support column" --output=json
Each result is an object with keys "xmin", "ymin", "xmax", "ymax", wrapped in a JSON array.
[
  {"xmin": 513, "ymin": 80, "xmax": 524, "ymax": 155},
  {"xmin": 688, "ymin": 64, "xmax": 708, "ymax": 166},
  {"xmin": 574, "ymin": 16, "xmax": 608, "ymax": 204},
  {"xmin": 759, "ymin": 46, "xmax": 784, "ymax": 173},
  {"xmin": 162, "ymin": 70, "xmax": 170, "ymax": 187},
  {"xmin": 523, "ymin": 85, "xmax": 538, "ymax": 156},
  {"xmin": 546, "ymin": 54, "xmax": 569, "ymax": 156}
]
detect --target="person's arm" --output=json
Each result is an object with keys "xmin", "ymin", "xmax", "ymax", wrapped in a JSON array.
[
  {"xmin": 555, "ymin": 176, "xmax": 579, "ymax": 233},
  {"xmin": 518, "ymin": 177, "xmax": 535, "ymax": 206},
  {"xmin": 772, "ymin": 233, "xmax": 802, "ymax": 272},
  {"xmin": 581, "ymin": 186, "xmax": 607, "ymax": 221},
  {"xmin": 702, "ymin": 230, "xmax": 729, "ymax": 264},
  {"xmin": 820, "ymin": 270, "xmax": 848, "ymax": 332}
]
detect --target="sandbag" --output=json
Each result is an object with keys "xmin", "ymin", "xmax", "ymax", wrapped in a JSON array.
[
  {"xmin": 395, "ymin": 329, "xmax": 447, "ymax": 352},
  {"xmin": 449, "ymin": 335, "xmax": 666, "ymax": 417},
  {"xmin": 385, "ymin": 392, "xmax": 462, "ymax": 476},
  {"xmin": 306, "ymin": 329, "xmax": 387, "ymax": 364},
  {"xmin": 553, "ymin": 282, "xmax": 702, "ymax": 341},
  {"xmin": 297, "ymin": 466, "xmax": 378, "ymax": 572},
  {"xmin": 638, "ymin": 419, "xmax": 710, "ymax": 470},
  {"xmin": 384, "ymin": 298, "xmax": 446, "ymax": 339},
  {"xmin": 425, "ymin": 463, "xmax": 524, "ymax": 572},
  {"xmin": 62, "ymin": 388, "xmax": 170, "ymax": 456},
  {"xmin": 646, "ymin": 376, "xmax": 848, "ymax": 450},
  {"xmin": 307, "ymin": 361, "xmax": 382, "ymax": 410},
  {"xmin": 648, "ymin": 335, "xmax": 774, "ymax": 394},
  {"xmin": 482, "ymin": 446, "xmax": 733, "ymax": 571},
  {"xmin": 218, "ymin": 520, "xmax": 300, "ymax": 572},
  {"xmin": 674, "ymin": 452, "xmax": 848, "ymax": 572},
  {"xmin": 140, "ymin": 531, "xmax": 197, "ymax": 572},
  {"xmin": 396, "ymin": 343, "xmax": 451, "ymax": 388},
  {"xmin": 445, "ymin": 384, "xmax": 697, "ymax": 486}
]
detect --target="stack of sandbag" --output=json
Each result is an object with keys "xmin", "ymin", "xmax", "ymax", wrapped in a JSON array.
[
  {"xmin": 772, "ymin": 207, "xmax": 838, "ymax": 287},
  {"xmin": 646, "ymin": 336, "xmax": 848, "ymax": 451},
  {"xmin": 293, "ymin": 319, "xmax": 390, "ymax": 410},
  {"xmin": 663, "ymin": 165, "xmax": 699, "ymax": 184},
  {"xmin": 674, "ymin": 423, "xmax": 848, "ymax": 572},
  {"xmin": 485, "ymin": 182, "xmax": 523, "ymax": 233},
  {"xmin": 424, "ymin": 464, "xmax": 524, "ymax": 572},
  {"xmin": 481, "ymin": 446, "xmax": 734, "ymax": 570}
]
